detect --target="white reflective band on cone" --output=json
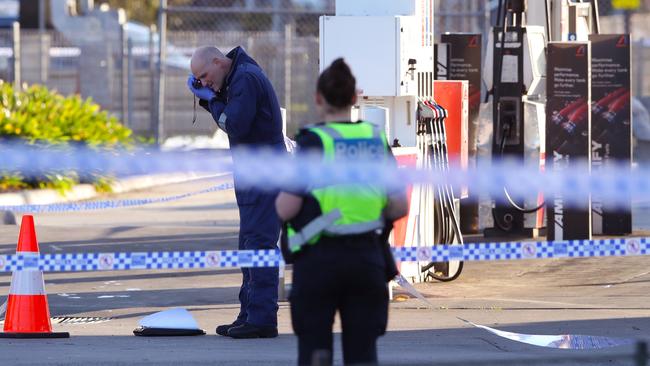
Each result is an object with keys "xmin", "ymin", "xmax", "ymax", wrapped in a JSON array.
[{"xmin": 8, "ymin": 270, "xmax": 46, "ymax": 295}]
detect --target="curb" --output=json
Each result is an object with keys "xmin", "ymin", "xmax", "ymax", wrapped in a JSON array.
[{"xmin": 0, "ymin": 172, "xmax": 229, "ymax": 224}]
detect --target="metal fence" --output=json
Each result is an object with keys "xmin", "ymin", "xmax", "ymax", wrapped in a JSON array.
[
  {"xmin": 435, "ymin": 0, "xmax": 490, "ymax": 41},
  {"xmin": 156, "ymin": 0, "xmax": 334, "ymax": 141},
  {"xmin": 0, "ymin": 22, "xmax": 157, "ymax": 138}
]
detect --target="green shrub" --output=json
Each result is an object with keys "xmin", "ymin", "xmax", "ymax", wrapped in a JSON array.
[
  {"xmin": 93, "ymin": 175, "xmax": 115, "ymax": 194},
  {"xmin": 0, "ymin": 82, "xmax": 133, "ymax": 146},
  {"xmin": 37, "ymin": 173, "xmax": 78, "ymax": 195},
  {"xmin": 0, "ymin": 172, "xmax": 28, "ymax": 192},
  {"xmin": 0, "ymin": 82, "xmax": 135, "ymax": 193}
]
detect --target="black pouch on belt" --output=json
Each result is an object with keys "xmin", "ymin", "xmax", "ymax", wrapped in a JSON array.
[
  {"xmin": 380, "ymin": 219, "xmax": 399, "ymax": 282},
  {"xmin": 280, "ymin": 222, "xmax": 295, "ymax": 264}
]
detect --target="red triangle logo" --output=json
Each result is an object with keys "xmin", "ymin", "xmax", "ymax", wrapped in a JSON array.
[{"xmin": 468, "ymin": 36, "xmax": 479, "ymax": 48}]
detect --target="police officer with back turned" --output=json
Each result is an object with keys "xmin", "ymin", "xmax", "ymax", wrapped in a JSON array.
[
  {"xmin": 187, "ymin": 46, "xmax": 284, "ymax": 339},
  {"xmin": 275, "ymin": 58, "xmax": 408, "ymax": 364}
]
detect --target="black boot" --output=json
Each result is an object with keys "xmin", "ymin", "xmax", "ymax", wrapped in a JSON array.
[
  {"xmin": 216, "ymin": 320, "xmax": 244, "ymax": 336},
  {"xmin": 227, "ymin": 322, "xmax": 278, "ymax": 339}
]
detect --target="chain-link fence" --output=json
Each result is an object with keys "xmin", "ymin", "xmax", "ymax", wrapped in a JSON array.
[
  {"xmin": 157, "ymin": 0, "xmax": 334, "ymax": 140},
  {"xmin": 0, "ymin": 25, "xmax": 18, "ymax": 86},
  {"xmin": 435, "ymin": 0, "xmax": 490, "ymax": 41},
  {"xmin": 0, "ymin": 19, "xmax": 157, "ymax": 137}
]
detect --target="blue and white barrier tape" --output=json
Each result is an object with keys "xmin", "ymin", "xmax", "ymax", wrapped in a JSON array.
[
  {"xmin": 0, "ymin": 237, "xmax": 646, "ymax": 272},
  {"xmin": 0, "ymin": 142, "xmax": 646, "ymax": 208},
  {"xmin": 0, "ymin": 182, "xmax": 234, "ymax": 213},
  {"xmin": 0, "ymin": 143, "xmax": 233, "ymax": 177}
]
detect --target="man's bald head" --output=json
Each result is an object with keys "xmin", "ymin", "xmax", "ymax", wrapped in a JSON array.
[
  {"xmin": 191, "ymin": 46, "xmax": 224, "ymax": 71},
  {"xmin": 190, "ymin": 46, "xmax": 231, "ymax": 92}
]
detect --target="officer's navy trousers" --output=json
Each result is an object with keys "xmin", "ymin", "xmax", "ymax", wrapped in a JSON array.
[{"xmin": 290, "ymin": 235, "xmax": 389, "ymax": 365}]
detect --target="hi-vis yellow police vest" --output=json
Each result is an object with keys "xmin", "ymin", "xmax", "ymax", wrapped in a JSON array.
[{"xmin": 288, "ymin": 121, "xmax": 390, "ymax": 253}]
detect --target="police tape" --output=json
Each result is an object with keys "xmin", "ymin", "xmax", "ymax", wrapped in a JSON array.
[
  {"xmin": 0, "ymin": 182, "xmax": 234, "ymax": 213},
  {"xmin": 0, "ymin": 142, "xmax": 233, "ymax": 177},
  {"xmin": 0, "ymin": 142, "xmax": 647, "ymax": 208},
  {"xmin": 0, "ymin": 237, "xmax": 646, "ymax": 272}
]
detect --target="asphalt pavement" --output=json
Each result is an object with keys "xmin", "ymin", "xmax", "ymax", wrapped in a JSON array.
[{"xmin": 0, "ymin": 175, "xmax": 649, "ymax": 365}]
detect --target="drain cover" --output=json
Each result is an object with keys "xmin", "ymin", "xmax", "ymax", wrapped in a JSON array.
[{"xmin": 51, "ymin": 316, "xmax": 112, "ymax": 324}]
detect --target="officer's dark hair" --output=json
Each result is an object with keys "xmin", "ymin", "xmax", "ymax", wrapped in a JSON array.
[{"xmin": 317, "ymin": 58, "xmax": 356, "ymax": 109}]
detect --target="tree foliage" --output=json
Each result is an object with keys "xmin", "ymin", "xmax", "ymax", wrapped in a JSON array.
[{"xmin": 103, "ymin": 0, "xmax": 160, "ymax": 25}]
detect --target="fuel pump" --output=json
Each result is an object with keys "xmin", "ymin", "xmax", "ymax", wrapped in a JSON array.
[
  {"xmin": 482, "ymin": 0, "xmax": 601, "ymax": 238},
  {"xmin": 484, "ymin": 0, "xmax": 547, "ymax": 237},
  {"xmin": 320, "ymin": 0, "xmax": 464, "ymax": 284}
]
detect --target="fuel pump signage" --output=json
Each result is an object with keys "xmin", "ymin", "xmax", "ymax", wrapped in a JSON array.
[
  {"xmin": 441, "ymin": 34, "xmax": 482, "ymax": 122},
  {"xmin": 441, "ymin": 33, "xmax": 482, "ymax": 233},
  {"xmin": 546, "ymin": 42, "xmax": 592, "ymax": 241},
  {"xmin": 590, "ymin": 34, "xmax": 632, "ymax": 235}
]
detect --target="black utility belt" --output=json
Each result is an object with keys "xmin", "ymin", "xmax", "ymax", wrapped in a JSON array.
[{"xmin": 317, "ymin": 232, "xmax": 380, "ymax": 246}]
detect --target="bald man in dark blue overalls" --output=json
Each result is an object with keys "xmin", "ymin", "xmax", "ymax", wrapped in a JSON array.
[{"xmin": 188, "ymin": 46, "xmax": 284, "ymax": 338}]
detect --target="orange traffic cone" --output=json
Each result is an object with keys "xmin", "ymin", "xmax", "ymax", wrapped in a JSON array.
[{"xmin": 0, "ymin": 215, "xmax": 69, "ymax": 338}]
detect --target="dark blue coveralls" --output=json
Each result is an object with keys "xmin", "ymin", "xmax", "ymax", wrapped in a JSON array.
[{"xmin": 200, "ymin": 47, "xmax": 284, "ymax": 328}]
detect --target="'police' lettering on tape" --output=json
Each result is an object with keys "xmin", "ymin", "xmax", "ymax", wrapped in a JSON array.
[
  {"xmin": 449, "ymin": 246, "xmax": 464, "ymax": 260},
  {"xmin": 553, "ymin": 242, "xmax": 569, "ymax": 256},
  {"xmin": 22, "ymin": 254, "xmax": 39, "ymax": 269},
  {"xmin": 131, "ymin": 253, "xmax": 148, "ymax": 268},
  {"xmin": 238, "ymin": 251, "xmax": 254, "ymax": 267}
]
